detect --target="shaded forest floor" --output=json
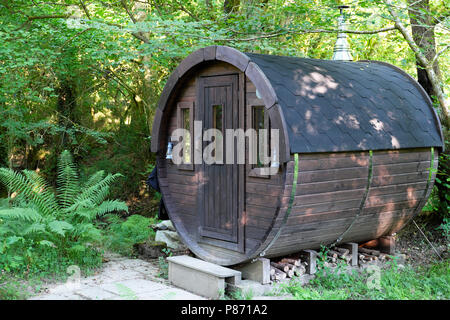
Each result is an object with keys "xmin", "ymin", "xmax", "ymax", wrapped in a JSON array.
[{"xmin": 396, "ymin": 214, "xmax": 449, "ymax": 267}]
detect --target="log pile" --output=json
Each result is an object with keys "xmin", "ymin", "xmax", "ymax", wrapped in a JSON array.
[
  {"xmin": 269, "ymin": 244, "xmax": 396, "ymax": 282},
  {"xmin": 358, "ymin": 247, "xmax": 380, "ymax": 264},
  {"xmin": 270, "ymin": 258, "xmax": 306, "ymax": 281}
]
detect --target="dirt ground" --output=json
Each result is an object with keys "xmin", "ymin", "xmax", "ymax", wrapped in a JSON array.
[{"xmin": 396, "ymin": 214, "xmax": 449, "ymax": 267}]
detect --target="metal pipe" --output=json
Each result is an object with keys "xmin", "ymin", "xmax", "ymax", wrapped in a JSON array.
[{"xmin": 332, "ymin": 5, "xmax": 353, "ymax": 61}]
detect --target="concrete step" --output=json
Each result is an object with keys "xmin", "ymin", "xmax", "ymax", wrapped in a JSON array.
[{"xmin": 167, "ymin": 255, "xmax": 242, "ymax": 299}]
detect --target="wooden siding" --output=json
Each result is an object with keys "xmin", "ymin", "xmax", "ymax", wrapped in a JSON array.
[{"xmin": 264, "ymin": 148, "xmax": 437, "ymax": 257}]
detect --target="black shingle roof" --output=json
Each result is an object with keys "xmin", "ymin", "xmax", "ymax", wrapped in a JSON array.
[{"xmin": 246, "ymin": 53, "xmax": 443, "ymax": 153}]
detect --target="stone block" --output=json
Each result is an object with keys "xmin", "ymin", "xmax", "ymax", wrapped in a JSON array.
[
  {"xmin": 167, "ymin": 255, "xmax": 241, "ymax": 299},
  {"xmin": 340, "ymin": 242, "xmax": 359, "ymax": 267},
  {"xmin": 233, "ymin": 258, "xmax": 270, "ymax": 284}
]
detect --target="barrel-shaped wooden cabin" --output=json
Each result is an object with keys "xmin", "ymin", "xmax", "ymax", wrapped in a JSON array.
[{"xmin": 151, "ymin": 46, "xmax": 444, "ymax": 266}]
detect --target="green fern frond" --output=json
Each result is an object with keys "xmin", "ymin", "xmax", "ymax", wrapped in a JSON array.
[
  {"xmin": 64, "ymin": 198, "xmax": 95, "ymax": 213},
  {"xmin": 0, "ymin": 207, "xmax": 43, "ymax": 223},
  {"xmin": 75, "ymin": 173, "xmax": 123, "ymax": 206},
  {"xmin": 70, "ymin": 208, "xmax": 95, "ymax": 221},
  {"xmin": 83, "ymin": 170, "xmax": 105, "ymax": 189},
  {"xmin": 0, "ymin": 150, "xmax": 127, "ymax": 254},
  {"xmin": 0, "ymin": 168, "xmax": 59, "ymax": 217},
  {"xmin": 57, "ymin": 150, "xmax": 80, "ymax": 209},
  {"xmin": 0, "ymin": 168, "xmax": 30, "ymax": 196},
  {"xmin": 38, "ymin": 240, "xmax": 55, "ymax": 247},
  {"xmin": 94, "ymin": 200, "xmax": 128, "ymax": 217},
  {"xmin": 0, "ymin": 223, "xmax": 15, "ymax": 236},
  {"xmin": 0, "ymin": 198, "xmax": 10, "ymax": 209},
  {"xmin": 71, "ymin": 223, "xmax": 102, "ymax": 241},
  {"xmin": 88, "ymin": 184, "xmax": 111, "ymax": 206},
  {"xmin": 48, "ymin": 220, "xmax": 73, "ymax": 236},
  {"xmin": 24, "ymin": 222, "xmax": 47, "ymax": 235},
  {"xmin": 22, "ymin": 170, "xmax": 60, "ymax": 216}
]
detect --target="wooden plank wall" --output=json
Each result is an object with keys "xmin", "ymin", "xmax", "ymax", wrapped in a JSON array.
[
  {"xmin": 244, "ymin": 78, "xmax": 285, "ymax": 252},
  {"xmin": 264, "ymin": 148, "xmax": 436, "ymax": 257}
]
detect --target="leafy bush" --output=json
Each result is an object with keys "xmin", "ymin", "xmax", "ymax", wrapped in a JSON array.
[
  {"xmin": 104, "ymin": 214, "xmax": 157, "ymax": 256},
  {"xmin": 0, "ymin": 150, "xmax": 128, "ymax": 274}
]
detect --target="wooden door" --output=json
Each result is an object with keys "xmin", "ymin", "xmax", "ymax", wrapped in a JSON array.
[{"xmin": 197, "ymin": 74, "xmax": 244, "ymax": 252}]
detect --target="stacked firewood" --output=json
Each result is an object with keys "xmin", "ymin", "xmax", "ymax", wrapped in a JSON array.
[
  {"xmin": 270, "ymin": 258, "xmax": 306, "ymax": 281},
  {"xmin": 358, "ymin": 247, "xmax": 392, "ymax": 264},
  {"xmin": 324, "ymin": 247, "xmax": 351, "ymax": 267},
  {"xmin": 270, "ymin": 245, "xmax": 396, "ymax": 281}
]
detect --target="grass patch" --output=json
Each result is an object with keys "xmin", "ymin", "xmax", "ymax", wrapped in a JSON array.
[
  {"xmin": 280, "ymin": 259, "xmax": 450, "ymax": 300},
  {"xmin": 0, "ymin": 246, "xmax": 102, "ymax": 300}
]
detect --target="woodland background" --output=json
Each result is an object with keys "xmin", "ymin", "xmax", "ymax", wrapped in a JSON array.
[
  {"xmin": 0, "ymin": 0, "xmax": 448, "ymax": 211},
  {"xmin": 0, "ymin": 0, "xmax": 449, "ymax": 299}
]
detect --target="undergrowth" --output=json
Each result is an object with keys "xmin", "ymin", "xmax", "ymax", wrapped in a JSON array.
[
  {"xmin": 280, "ymin": 258, "xmax": 450, "ymax": 300},
  {"xmin": 103, "ymin": 214, "xmax": 157, "ymax": 256},
  {"xmin": 0, "ymin": 150, "xmax": 128, "ymax": 299}
]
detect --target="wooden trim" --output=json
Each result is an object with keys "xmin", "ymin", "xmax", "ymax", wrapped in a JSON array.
[
  {"xmin": 175, "ymin": 101, "xmax": 194, "ymax": 171},
  {"xmin": 269, "ymin": 104, "xmax": 290, "ymax": 163},
  {"xmin": 150, "ymin": 108, "xmax": 163, "ymax": 153},
  {"xmin": 247, "ymin": 103, "xmax": 271, "ymax": 179},
  {"xmin": 151, "ymin": 46, "xmax": 286, "ymax": 156},
  {"xmin": 245, "ymin": 62, "xmax": 277, "ymax": 108},
  {"xmin": 196, "ymin": 76, "xmax": 205, "ymax": 243},
  {"xmin": 238, "ymin": 71, "xmax": 246, "ymax": 254},
  {"xmin": 216, "ymin": 46, "xmax": 250, "ymax": 72}
]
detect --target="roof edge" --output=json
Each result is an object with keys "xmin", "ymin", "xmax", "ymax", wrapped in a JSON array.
[{"xmin": 151, "ymin": 46, "xmax": 284, "ymax": 153}]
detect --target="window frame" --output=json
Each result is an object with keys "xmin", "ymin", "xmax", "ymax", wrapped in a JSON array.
[
  {"xmin": 176, "ymin": 101, "xmax": 194, "ymax": 171},
  {"xmin": 247, "ymin": 104, "xmax": 271, "ymax": 179}
]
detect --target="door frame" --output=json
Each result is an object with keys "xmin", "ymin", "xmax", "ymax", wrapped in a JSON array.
[{"xmin": 196, "ymin": 72, "xmax": 245, "ymax": 253}]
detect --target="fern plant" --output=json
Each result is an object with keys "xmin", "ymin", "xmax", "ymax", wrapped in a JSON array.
[{"xmin": 0, "ymin": 150, "xmax": 128, "ymax": 255}]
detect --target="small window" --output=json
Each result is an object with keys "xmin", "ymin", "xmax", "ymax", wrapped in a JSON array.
[
  {"xmin": 252, "ymin": 106, "xmax": 270, "ymax": 168},
  {"xmin": 176, "ymin": 102, "xmax": 194, "ymax": 170},
  {"xmin": 247, "ymin": 105, "xmax": 273, "ymax": 178},
  {"xmin": 212, "ymin": 105, "xmax": 223, "ymax": 161},
  {"xmin": 181, "ymin": 108, "xmax": 191, "ymax": 164},
  {"xmin": 213, "ymin": 105, "xmax": 223, "ymax": 132}
]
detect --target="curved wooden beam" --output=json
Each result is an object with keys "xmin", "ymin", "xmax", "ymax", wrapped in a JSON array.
[{"xmin": 151, "ymin": 46, "xmax": 287, "ymax": 156}]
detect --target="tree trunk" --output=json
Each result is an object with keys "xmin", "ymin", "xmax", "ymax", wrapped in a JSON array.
[
  {"xmin": 224, "ymin": 0, "xmax": 240, "ymax": 14},
  {"xmin": 385, "ymin": 0, "xmax": 449, "ymax": 127},
  {"xmin": 56, "ymin": 78, "xmax": 76, "ymax": 149},
  {"xmin": 407, "ymin": 0, "xmax": 441, "ymax": 97}
]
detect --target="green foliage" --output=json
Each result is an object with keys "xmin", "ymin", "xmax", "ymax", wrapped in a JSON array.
[
  {"xmin": 281, "ymin": 260, "xmax": 450, "ymax": 300},
  {"xmin": 423, "ymin": 151, "xmax": 450, "ymax": 238},
  {"xmin": 156, "ymin": 248, "xmax": 173, "ymax": 279},
  {"xmin": 437, "ymin": 217, "xmax": 450, "ymax": 241},
  {"xmin": 104, "ymin": 214, "xmax": 157, "ymax": 256},
  {"xmin": 157, "ymin": 256, "xmax": 169, "ymax": 279},
  {"xmin": 0, "ymin": 0, "xmax": 448, "ymax": 206},
  {"xmin": 0, "ymin": 276, "xmax": 29, "ymax": 300},
  {"xmin": 0, "ymin": 150, "xmax": 127, "ymax": 274}
]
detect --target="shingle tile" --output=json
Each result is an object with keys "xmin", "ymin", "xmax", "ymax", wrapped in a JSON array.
[{"xmin": 245, "ymin": 53, "xmax": 443, "ymax": 152}]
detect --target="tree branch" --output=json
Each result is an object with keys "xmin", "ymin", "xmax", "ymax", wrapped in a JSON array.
[
  {"xmin": 120, "ymin": 0, "xmax": 137, "ymax": 23},
  {"xmin": 431, "ymin": 44, "xmax": 450, "ymax": 67},
  {"xmin": 384, "ymin": 0, "xmax": 449, "ymax": 123},
  {"xmin": 78, "ymin": 0, "xmax": 92, "ymax": 19},
  {"xmin": 120, "ymin": 0, "xmax": 150, "ymax": 43},
  {"xmin": 14, "ymin": 14, "xmax": 70, "ymax": 31},
  {"xmin": 188, "ymin": 26, "xmax": 397, "ymax": 42}
]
